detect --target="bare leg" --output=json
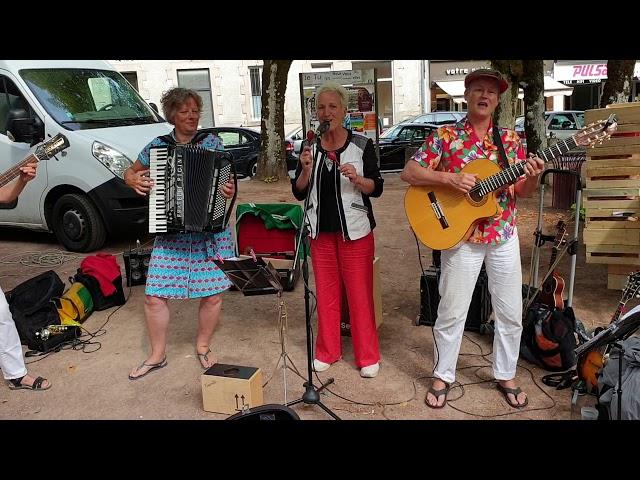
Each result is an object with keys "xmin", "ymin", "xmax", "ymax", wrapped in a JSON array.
[
  {"xmin": 129, "ymin": 295, "xmax": 170, "ymax": 378},
  {"xmin": 195, "ymin": 294, "xmax": 222, "ymax": 368}
]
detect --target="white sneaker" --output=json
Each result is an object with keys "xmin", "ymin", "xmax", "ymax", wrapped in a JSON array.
[
  {"xmin": 360, "ymin": 362, "xmax": 380, "ymax": 378},
  {"xmin": 313, "ymin": 359, "xmax": 331, "ymax": 372}
]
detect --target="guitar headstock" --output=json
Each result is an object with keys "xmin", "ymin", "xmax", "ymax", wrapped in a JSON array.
[
  {"xmin": 574, "ymin": 114, "xmax": 618, "ymax": 148},
  {"xmin": 33, "ymin": 133, "xmax": 70, "ymax": 161},
  {"xmin": 621, "ymin": 271, "xmax": 640, "ymax": 305},
  {"xmin": 553, "ymin": 220, "xmax": 568, "ymax": 248}
]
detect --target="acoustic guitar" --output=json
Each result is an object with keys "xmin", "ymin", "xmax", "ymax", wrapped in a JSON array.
[
  {"xmin": 405, "ymin": 115, "xmax": 618, "ymax": 250},
  {"xmin": 576, "ymin": 271, "xmax": 640, "ymax": 394},
  {"xmin": 536, "ymin": 221, "xmax": 567, "ymax": 310},
  {"xmin": 0, "ymin": 133, "xmax": 70, "ymax": 188}
]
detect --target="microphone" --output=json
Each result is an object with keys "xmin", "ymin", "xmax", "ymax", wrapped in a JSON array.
[
  {"xmin": 316, "ymin": 120, "xmax": 330, "ymax": 136},
  {"xmin": 303, "ymin": 121, "xmax": 331, "ymax": 149}
]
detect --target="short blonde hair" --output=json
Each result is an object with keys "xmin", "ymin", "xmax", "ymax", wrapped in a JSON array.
[
  {"xmin": 160, "ymin": 87, "xmax": 203, "ymax": 124},
  {"xmin": 315, "ymin": 81, "xmax": 349, "ymax": 109}
]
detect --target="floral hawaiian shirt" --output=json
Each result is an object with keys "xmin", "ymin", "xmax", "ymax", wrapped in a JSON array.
[{"xmin": 412, "ymin": 118, "xmax": 526, "ymax": 245}]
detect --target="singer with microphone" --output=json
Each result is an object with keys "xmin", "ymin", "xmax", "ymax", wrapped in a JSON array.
[
  {"xmin": 0, "ymin": 162, "xmax": 52, "ymax": 391},
  {"xmin": 291, "ymin": 81, "xmax": 384, "ymax": 378}
]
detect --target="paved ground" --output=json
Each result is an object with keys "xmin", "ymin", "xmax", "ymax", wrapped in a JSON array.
[{"xmin": 0, "ymin": 173, "xmax": 615, "ymax": 420}]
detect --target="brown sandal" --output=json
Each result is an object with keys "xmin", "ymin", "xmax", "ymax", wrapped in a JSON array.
[
  {"xmin": 425, "ymin": 381, "xmax": 450, "ymax": 409},
  {"xmin": 497, "ymin": 383, "xmax": 528, "ymax": 408}
]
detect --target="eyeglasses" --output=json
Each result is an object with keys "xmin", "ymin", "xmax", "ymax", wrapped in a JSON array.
[{"xmin": 177, "ymin": 109, "xmax": 200, "ymax": 116}]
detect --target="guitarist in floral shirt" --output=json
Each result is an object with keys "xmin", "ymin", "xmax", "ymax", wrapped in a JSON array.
[{"xmin": 401, "ymin": 68, "xmax": 544, "ymax": 409}]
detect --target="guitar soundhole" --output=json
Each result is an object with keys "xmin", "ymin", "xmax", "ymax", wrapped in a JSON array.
[{"xmin": 468, "ymin": 190, "xmax": 484, "ymax": 204}]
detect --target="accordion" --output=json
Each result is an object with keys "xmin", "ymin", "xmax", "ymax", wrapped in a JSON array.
[{"xmin": 148, "ymin": 145, "xmax": 236, "ymax": 234}]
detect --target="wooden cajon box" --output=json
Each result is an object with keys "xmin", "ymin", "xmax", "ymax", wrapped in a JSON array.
[
  {"xmin": 201, "ymin": 364, "xmax": 263, "ymax": 415},
  {"xmin": 340, "ymin": 256, "xmax": 382, "ymax": 336}
]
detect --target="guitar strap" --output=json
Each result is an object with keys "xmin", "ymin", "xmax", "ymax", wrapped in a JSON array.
[{"xmin": 492, "ymin": 126, "xmax": 509, "ymax": 170}]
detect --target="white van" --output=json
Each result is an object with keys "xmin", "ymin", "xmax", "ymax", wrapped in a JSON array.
[{"xmin": 0, "ymin": 60, "xmax": 172, "ymax": 251}]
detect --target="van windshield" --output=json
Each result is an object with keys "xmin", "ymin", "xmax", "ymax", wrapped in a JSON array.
[{"xmin": 20, "ymin": 68, "xmax": 163, "ymax": 130}]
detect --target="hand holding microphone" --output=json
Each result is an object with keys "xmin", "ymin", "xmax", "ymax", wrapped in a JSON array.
[{"xmin": 299, "ymin": 120, "xmax": 331, "ymax": 173}]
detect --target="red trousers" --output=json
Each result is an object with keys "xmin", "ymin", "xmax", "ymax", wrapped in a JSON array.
[{"xmin": 310, "ymin": 232, "xmax": 380, "ymax": 368}]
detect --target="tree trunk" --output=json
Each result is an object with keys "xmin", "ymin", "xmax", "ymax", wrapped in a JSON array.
[
  {"xmin": 490, "ymin": 60, "xmax": 523, "ymax": 128},
  {"xmin": 258, "ymin": 60, "xmax": 292, "ymax": 182},
  {"xmin": 600, "ymin": 60, "xmax": 635, "ymax": 107},
  {"xmin": 521, "ymin": 59, "xmax": 547, "ymax": 156}
]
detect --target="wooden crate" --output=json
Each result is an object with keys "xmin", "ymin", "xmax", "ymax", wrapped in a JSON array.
[
  {"xmin": 607, "ymin": 264, "xmax": 640, "ymax": 290},
  {"xmin": 583, "ymin": 104, "xmax": 640, "ymax": 287},
  {"xmin": 585, "ymin": 244, "xmax": 640, "ymax": 265}
]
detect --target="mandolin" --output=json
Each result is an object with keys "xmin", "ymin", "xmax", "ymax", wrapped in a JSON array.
[
  {"xmin": 405, "ymin": 115, "xmax": 617, "ymax": 250},
  {"xmin": 0, "ymin": 133, "xmax": 69, "ymax": 189},
  {"xmin": 537, "ymin": 221, "xmax": 567, "ymax": 310}
]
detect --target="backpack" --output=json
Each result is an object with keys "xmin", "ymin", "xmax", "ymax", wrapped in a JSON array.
[
  {"xmin": 53, "ymin": 282, "xmax": 94, "ymax": 325},
  {"xmin": 521, "ymin": 303, "xmax": 578, "ymax": 372},
  {"xmin": 72, "ymin": 253, "xmax": 126, "ymax": 311},
  {"xmin": 5, "ymin": 270, "xmax": 80, "ymax": 352}
]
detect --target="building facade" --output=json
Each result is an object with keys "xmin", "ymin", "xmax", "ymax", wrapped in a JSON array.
[{"xmin": 110, "ymin": 60, "xmax": 634, "ymax": 133}]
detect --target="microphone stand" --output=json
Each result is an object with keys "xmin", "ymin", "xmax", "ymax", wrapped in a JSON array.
[{"xmin": 287, "ymin": 129, "xmax": 341, "ymax": 420}]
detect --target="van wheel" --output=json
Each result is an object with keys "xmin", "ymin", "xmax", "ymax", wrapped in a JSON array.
[{"xmin": 52, "ymin": 193, "xmax": 106, "ymax": 252}]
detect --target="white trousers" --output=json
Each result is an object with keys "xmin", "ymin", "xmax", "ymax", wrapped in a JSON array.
[
  {"xmin": 0, "ymin": 285, "xmax": 27, "ymax": 380},
  {"xmin": 433, "ymin": 232, "xmax": 523, "ymax": 384}
]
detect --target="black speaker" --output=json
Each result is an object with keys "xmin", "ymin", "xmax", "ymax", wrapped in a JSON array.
[
  {"xmin": 225, "ymin": 404, "xmax": 300, "ymax": 421},
  {"xmin": 418, "ymin": 264, "xmax": 493, "ymax": 333},
  {"xmin": 122, "ymin": 248, "xmax": 152, "ymax": 287}
]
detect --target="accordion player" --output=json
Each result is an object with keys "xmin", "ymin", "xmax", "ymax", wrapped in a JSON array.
[{"xmin": 148, "ymin": 144, "xmax": 237, "ymax": 234}]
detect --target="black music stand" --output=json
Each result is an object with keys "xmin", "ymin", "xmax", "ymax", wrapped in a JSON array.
[
  {"xmin": 287, "ymin": 134, "xmax": 340, "ymax": 420},
  {"xmin": 214, "ymin": 256, "xmax": 304, "ymax": 403},
  {"xmin": 214, "ymin": 256, "xmax": 282, "ymax": 296}
]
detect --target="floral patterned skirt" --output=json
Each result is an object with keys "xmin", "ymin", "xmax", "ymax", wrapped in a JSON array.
[{"xmin": 144, "ymin": 227, "xmax": 234, "ymax": 299}]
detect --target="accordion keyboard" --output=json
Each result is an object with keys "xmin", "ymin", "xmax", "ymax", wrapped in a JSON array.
[{"xmin": 149, "ymin": 147, "xmax": 169, "ymax": 233}]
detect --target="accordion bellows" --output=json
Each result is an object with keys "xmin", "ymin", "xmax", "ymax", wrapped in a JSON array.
[{"xmin": 149, "ymin": 145, "xmax": 235, "ymax": 234}]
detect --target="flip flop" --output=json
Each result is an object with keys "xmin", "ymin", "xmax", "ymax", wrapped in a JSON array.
[
  {"xmin": 128, "ymin": 358, "xmax": 167, "ymax": 380},
  {"xmin": 196, "ymin": 348, "xmax": 215, "ymax": 369},
  {"xmin": 7, "ymin": 375, "xmax": 51, "ymax": 391},
  {"xmin": 497, "ymin": 383, "xmax": 529, "ymax": 408},
  {"xmin": 425, "ymin": 381, "xmax": 450, "ymax": 409}
]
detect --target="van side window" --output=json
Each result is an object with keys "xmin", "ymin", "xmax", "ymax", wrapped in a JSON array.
[{"xmin": 0, "ymin": 75, "xmax": 29, "ymax": 136}]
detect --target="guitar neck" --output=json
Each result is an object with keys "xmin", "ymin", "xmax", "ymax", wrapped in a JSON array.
[
  {"xmin": 0, "ymin": 153, "xmax": 39, "ymax": 189},
  {"xmin": 611, "ymin": 302, "xmax": 625, "ymax": 325},
  {"xmin": 474, "ymin": 136, "xmax": 578, "ymax": 195}
]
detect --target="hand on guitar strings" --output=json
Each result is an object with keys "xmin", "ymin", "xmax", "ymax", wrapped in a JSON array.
[
  {"xmin": 127, "ymin": 168, "xmax": 154, "ymax": 196},
  {"xmin": 448, "ymin": 171, "xmax": 478, "ymax": 193},
  {"xmin": 18, "ymin": 162, "xmax": 38, "ymax": 183}
]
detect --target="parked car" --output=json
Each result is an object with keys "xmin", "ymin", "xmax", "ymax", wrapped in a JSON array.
[
  {"xmin": 201, "ymin": 126, "xmax": 296, "ymax": 178},
  {"xmin": 515, "ymin": 111, "xmax": 585, "ymax": 148},
  {"xmin": 286, "ymin": 126, "xmax": 304, "ymax": 156},
  {"xmin": 377, "ymin": 122, "xmax": 438, "ymax": 171},
  {"xmin": 400, "ymin": 111, "xmax": 466, "ymax": 125}
]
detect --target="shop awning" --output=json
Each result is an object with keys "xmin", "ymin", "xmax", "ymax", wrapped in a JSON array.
[
  {"xmin": 543, "ymin": 76, "xmax": 573, "ymax": 96},
  {"xmin": 437, "ymin": 76, "xmax": 573, "ymax": 103},
  {"xmin": 435, "ymin": 80, "xmax": 467, "ymax": 104}
]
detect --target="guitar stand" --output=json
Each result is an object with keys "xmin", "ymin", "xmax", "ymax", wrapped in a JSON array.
[{"xmin": 524, "ymin": 169, "xmax": 582, "ymax": 312}]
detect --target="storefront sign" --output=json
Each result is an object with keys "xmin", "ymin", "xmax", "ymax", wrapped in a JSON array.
[{"xmin": 555, "ymin": 62, "xmax": 640, "ymax": 83}]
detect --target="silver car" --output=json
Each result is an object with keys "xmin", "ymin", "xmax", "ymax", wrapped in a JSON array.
[{"xmin": 515, "ymin": 110, "xmax": 585, "ymax": 141}]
